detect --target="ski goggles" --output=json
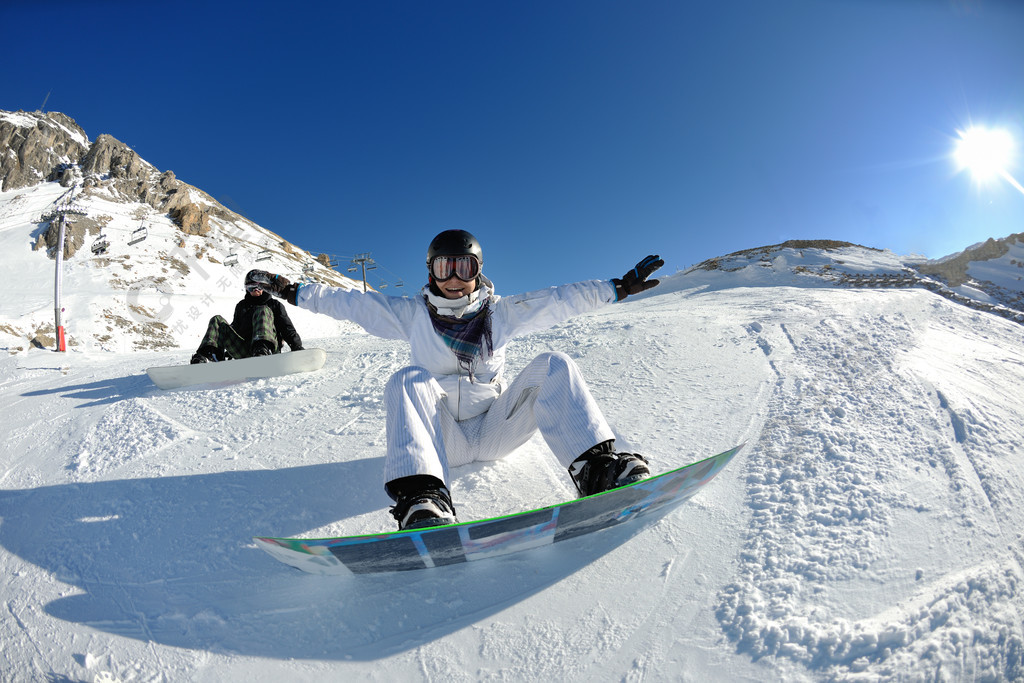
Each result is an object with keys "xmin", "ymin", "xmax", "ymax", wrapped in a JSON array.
[
  {"xmin": 245, "ymin": 282, "xmax": 264, "ymax": 293},
  {"xmin": 430, "ymin": 255, "xmax": 481, "ymax": 282}
]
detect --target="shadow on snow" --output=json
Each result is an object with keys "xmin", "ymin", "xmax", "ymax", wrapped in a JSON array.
[
  {"xmin": 0, "ymin": 458, "xmax": 639, "ymax": 661},
  {"xmin": 21, "ymin": 373, "xmax": 155, "ymax": 408}
]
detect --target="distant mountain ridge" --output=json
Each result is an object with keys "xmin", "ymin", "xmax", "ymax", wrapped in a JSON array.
[
  {"xmin": 915, "ymin": 232, "xmax": 1024, "ymax": 309},
  {"xmin": 690, "ymin": 239, "xmax": 880, "ymax": 272},
  {"xmin": 683, "ymin": 236, "xmax": 1024, "ymax": 324}
]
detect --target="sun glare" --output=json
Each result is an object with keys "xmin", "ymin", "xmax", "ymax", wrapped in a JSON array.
[{"xmin": 954, "ymin": 126, "xmax": 1015, "ymax": 182}]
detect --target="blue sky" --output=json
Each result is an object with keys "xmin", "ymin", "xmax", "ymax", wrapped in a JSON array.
[{"xmin": 4, "ymin": 0, "xmax": 1024, "ymax": 293}]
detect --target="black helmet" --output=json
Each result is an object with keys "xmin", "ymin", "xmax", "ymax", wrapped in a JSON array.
[
  {"xmin": 244, "ymin": 269, "xmax": 262, "ymax": 292},
  {"xmin": 426, "ymin": 229, "xmax": 483, "ymax": 266}
]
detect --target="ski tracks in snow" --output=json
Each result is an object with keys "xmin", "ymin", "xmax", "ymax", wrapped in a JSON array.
[
  {"xmin": 718, "ymin": 290, "xmax": 1024, "ymax": 681},
  {"xmin": 71, "ymin": 399, "xmax": 198, "ymax": 476}
]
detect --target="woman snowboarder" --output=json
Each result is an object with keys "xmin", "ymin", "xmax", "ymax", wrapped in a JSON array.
[{"xmin": 251, "ymin": 229, "xmax": 662, "ymax": 530}]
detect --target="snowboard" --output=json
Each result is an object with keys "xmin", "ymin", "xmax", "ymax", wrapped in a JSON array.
[
  {"xmin": 146, "ymin": 348, "xmax": 326, "ymax": 390},
  {"xmin": 255, "ymin": 443, "xmax": 743, "ymax": 575}
]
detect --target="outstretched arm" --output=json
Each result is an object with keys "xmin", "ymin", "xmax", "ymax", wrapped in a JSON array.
[
  {"xmin": 493, "ymin": 253, "xmax": 665, "ymax": 342},
  {"xmin": 248, "ymin": 269, "xmax": 414, "ymax": 341}
]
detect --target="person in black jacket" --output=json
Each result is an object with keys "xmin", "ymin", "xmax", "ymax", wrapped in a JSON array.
[{"xmin": 190, "ymin": 270, "xmax": 304, "ymax": 364}]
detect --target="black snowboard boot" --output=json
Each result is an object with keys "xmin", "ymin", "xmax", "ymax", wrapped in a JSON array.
[
  {"xmin": 569, "ymin": 440, "xmax": 651, "ymax": 497},
  {"xmin": 190, "ymin": 345, "xmax": 219, "ymax": 364},
  {"xmin": 251, "ymin": 340, "xmax": 274, "ymax": 357},
  {"xmin": 387, "ymin": 476, "xmax": 458, "ymax": 530}
]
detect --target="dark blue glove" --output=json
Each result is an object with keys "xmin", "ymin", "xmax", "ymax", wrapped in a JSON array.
[{"xmin": 612, "ymin": 255, "xmax": 664, "ymax": 301}]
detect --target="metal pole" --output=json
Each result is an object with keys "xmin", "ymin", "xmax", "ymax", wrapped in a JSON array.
[
  {"xmin": 349, "ymin": 253, "xmax": 375, "ymax": 293},
  {"xmin": 54, "ymin": 211, "xmax": 66, "ymax": 351}
]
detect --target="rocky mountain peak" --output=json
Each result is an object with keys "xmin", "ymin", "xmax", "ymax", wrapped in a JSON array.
[
  {"xmin": 0, "ymin": 110, "xmax": 89, "ymax": 191},
  {"xmin": 0, "ymin": 109, "xmax": 237, "ymax": 237},
  {"xmin": 80, "ymin": 133, "xmax": 154, "ymax": 184}
]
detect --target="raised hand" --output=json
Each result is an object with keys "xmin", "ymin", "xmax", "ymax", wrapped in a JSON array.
[
  {"xmin": 612, "ymin": 255, "xmax": 664, "ymax": 300},
  {"xmin": 246, "ymin": 269, "xmax": 298, "ymax": 304}
]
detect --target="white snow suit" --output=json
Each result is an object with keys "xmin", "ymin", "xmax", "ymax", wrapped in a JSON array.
[{"xmin": 295, "ymin": 279, "xmax": 619, "ymax": 488}]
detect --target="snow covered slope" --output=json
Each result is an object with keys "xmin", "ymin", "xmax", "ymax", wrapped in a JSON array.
[
  {"xmin": 1, "ymin": 249, "xmax": 1023, "ymax": 681},
  {"xmin": 0, "ymin": 181, "xmax": 364, "ymax": 354}
]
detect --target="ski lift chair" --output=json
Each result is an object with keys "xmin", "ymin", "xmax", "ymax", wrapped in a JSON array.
[
  {"xmin": 129, "ymin": 225, "xmax": 149, "ymax": 245},
  {"xmin": 91, "ymin": 235, "xmax": 110, "ymax": 255}
]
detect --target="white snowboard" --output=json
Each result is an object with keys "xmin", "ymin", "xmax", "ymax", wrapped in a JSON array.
[{"xmin": 146, "ymin": 348, "xmax": 327, "ymax": 390}]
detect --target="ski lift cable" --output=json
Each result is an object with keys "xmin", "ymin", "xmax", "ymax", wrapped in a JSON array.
[{"xmin": 301, "ymin": 246, "xmax": 410, "ymax": 285}]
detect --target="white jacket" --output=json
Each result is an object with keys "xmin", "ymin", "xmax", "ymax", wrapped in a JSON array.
[{"xmin": 296, "ymin": 279, "xmax": 617, "ymax": 420}]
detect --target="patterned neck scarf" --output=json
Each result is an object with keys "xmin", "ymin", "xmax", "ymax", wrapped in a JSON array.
[{"xmin": 425, "ymin": 284, "xmax": 494, "ymax": 378}]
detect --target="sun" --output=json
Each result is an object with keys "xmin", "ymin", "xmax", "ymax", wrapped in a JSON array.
[{"xmin": 954, "ymin": 126, "xmax": 1015, "ymax": 182}]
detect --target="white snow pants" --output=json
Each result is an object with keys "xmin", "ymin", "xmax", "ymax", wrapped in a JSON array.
[{"xmin": 383, "ymin": 351, "xmax": 615, "ymax": 488}]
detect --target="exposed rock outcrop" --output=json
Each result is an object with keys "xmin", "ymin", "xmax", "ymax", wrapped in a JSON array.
[
  {"xmin": 0, "ymin": 111, "xmax": 89, "ymax": 192},
  {"xmin": 5, "ymin": 108, "xmax": 345, "ymax": 268},
  {"xmin": 80, "ymin": 133, "xmax": 152, "ymax": 186},
  {"xmin": 78, "ymin": 133, "xmax": 215, "ymax": 233},
  {"xmin": 2, "ymin": 110, "xmax": 230, "ymax": 241},
  {"xmin": 32, "ymin": 213, "xmax": 111, "ymax": 260},
  {"xmin": 167, "ymin": 202, "xmax": 211, "ymax": 235}
]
